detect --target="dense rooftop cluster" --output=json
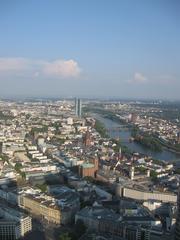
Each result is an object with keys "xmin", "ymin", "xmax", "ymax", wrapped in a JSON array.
[{"xmin": 0, "ymin": 99, "xmax": 179, "ymax": 240}]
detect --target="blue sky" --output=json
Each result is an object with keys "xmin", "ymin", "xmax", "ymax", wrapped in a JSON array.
[{"xmin": 0, "ymin": 0, "xmax": 179, "ymax": 99}]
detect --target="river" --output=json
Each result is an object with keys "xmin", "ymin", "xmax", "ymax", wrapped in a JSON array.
[{"xmin": 93, "ymin": 113, "xmax": 180, "ymax": 162}]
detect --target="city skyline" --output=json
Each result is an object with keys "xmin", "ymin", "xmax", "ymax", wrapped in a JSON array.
[{"xmin": 0, "ymin": 0, "xmax": 180, "ymax": 99}]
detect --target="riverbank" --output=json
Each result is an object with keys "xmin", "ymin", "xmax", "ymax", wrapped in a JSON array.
[
  {"xmin": 94, "ymin": 119, "xmax": 109, "ymax": 138},
  {"xmin": 92, "ymin": 113, "xmax": 180, "ymax": 162},
  {"xmin": 154, "ymin": 135, "xmax": 180, "ymax": 154},
  {"xmin": 104, "ymin": 112, "xmax": 180, "ymax": 154},
  {"xmin": 88, "ymin": 108, "xmax": 180, "ymax": 156},
  {"xmin": 131, "ymin": 128, "xmax": 162, "ymax": 152}
]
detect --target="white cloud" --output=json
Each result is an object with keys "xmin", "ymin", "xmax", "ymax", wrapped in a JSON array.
[
  {"xmin": 42, "ymin": 59, "xmax": 81, "ymax": 78},
  {"xmin": 133, "ymin": 72, "xmax": 147, "ymax": 83},
  {"xmin": 0, "ymin": 58, "xmax": 29, "ymax": 71},
  {"xmin": 0, "ymin": 57, "xmax": 81, "ymax": 78}
]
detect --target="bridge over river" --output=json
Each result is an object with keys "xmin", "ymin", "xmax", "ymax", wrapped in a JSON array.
[{"xmin": 92, "ymin": 113, "xmax": 180, "ymax": 162}]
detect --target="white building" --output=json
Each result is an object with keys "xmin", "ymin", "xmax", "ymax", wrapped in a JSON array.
[{"xmin": 0, "ymin": 203, "xmax": 32, "ymax": 238}]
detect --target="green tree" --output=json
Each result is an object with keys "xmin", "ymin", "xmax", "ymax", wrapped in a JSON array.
[
  {"xmin": 35, "ymin": 184, "xmax": 47, "ymax": 192},
  {"xmin": 83, "ymin": 176, "xmax": 95, "ymax": 183},
  {"xmin": 175, "ymin": 168, "xmax": 180, "ymax": 174},
  {"xmin": 59, "ymin": 233, "xmax": 72, "ymax": 240},
  {"xmin": 150, "ymin": 170, "xmax": 158, "ymax": 182},
  {"xmin": 0, "ymin": 154, "xmax": 9, "ymax": 163},
  {"xmin": 136, "ymin": 166, "xmax": 146, "ymax": 174},
  {"xmin": 26, "ymin": 113, "xmax": 31, "ymax": 119},
  {"xmin": 20, "ymin": 172, "xmax": 26, "ymax": 179},
  {"xmin": 14, "ymin": 163, "xmax": 22, "ymax": 172},
  {"xmin": 94, "ymin": 119, "xmax": 108, "ymax": 138}
]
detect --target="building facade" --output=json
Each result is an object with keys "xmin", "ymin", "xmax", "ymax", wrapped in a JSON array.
[
  {"xmin": 0, "ymin": 221, "xmax": 17, "ymax": 240},
  {"xmin": 21, "ymin": 195, "xmax": 61, "ymax": 224},
  {"xmin": 75, "ymin": 98, "xmax": 82, "ymax": 117},
  {"xmin": 175, "ymin": 188, "xmax": 180, "ymax": 240},
  {"xmin": 116, "ymin": 186, "xmax": 177, "ymax": 203},
  {"xmin": 76, "ymin": 206, "xmax": 150, "ymax": 240},
  {"xmin": 0, "ymin": 204, "xmax": 32, "ymax": 238}
]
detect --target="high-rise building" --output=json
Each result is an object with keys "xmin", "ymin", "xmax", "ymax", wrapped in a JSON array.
[
  {"xmin": 75, "ymin": 98, "xmax": 82, "ymax": 117},
  {"xmin": 177, "ymin": 132, "xmax": 180, "ymax": 144},
  {"xmin": 0, "ymin": 221, "xmax": 17, "ymax": 240},
  {"xmin": 175, "ymin": 188, "xmax": 180, "ymax": 240},
  {"xmin": 0, "ymin": 202, "xmax": 32, "ymax": 239}
]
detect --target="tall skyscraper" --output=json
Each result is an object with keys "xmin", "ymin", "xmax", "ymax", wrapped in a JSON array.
[
  {"xmin": 75, "ymin": 98, "xmax": 78, "ymax": 115},
  {"xmin": 177, "ymin": 132, "xmax": 180, "ymax": 144},
  {"xmin": 175, "ymin": 188, "xmax": 180, "ymax": 240},
  {"xmin": 75, "ymin": 98, "xmax": 82, "ymax": 117}
]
